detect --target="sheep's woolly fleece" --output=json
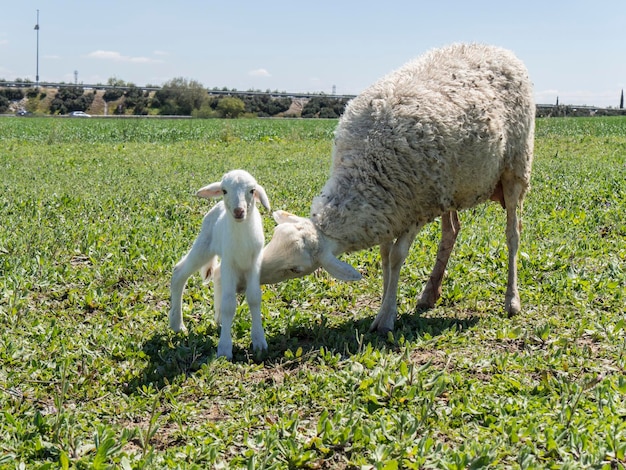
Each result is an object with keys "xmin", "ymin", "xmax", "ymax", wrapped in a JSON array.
[{"xmin": 311, "ymin": 43, "xmax": 535, "ymax": 252}]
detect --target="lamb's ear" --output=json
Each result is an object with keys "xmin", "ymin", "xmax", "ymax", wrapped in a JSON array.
[
  {"xmin": 319, "ymin": 249, "xmax": 362, "ymax": 282},
  {"xmin": 196, "ymin": 182, "xmax": 222, "ymax": 199},
  {"xmin": 254, "ymin": 185, "xmax": 271, "ymax": 211},
  {"xmin": 273, "ymin": 210, "xmax": 302, "ymax": 224}
]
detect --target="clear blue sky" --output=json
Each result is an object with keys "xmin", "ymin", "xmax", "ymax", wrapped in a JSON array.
[{"xmin": 1, "ymin": 1, "xmax": 624, "ymax": 107}]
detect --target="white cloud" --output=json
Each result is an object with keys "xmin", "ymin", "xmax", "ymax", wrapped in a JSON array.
[
  {"xmin": 86, "ymin": 50, "xmax": 162, "ymax": 64},
  {"xmin": 249, "ymin": 68, "xmax": 271, "ymax": 77},
  {"xmin": 0, "ymin": 39, "xmax": 8, "ymax": 46},
  {"xmin": 153, "ymin": 50, "xmax": 169, "ymax": 56}
]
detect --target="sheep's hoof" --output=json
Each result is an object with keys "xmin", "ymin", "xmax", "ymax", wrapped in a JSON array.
[
  {"xmin": 505, "ymin": 295, "xmax": 521, "ymax": 317},
  {"xmin": 368, "ymin": 318, "xmax": 395, "ymax": 336},
  {"xmin": 369, "ymin": 307, "xmax": 397, "ymax": 335},
  {"xmin": 417, "ymin": 285, "xmax": 440, "ymax": 310},
  {"xmin": 416, "ymin": 299, "xmax": 436, "ymax": 311}
]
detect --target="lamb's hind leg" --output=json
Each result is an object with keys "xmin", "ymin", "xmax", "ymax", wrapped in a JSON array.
[
  {"xmin": 169, "ymin": 243, "xmax": 215, "ymax": 332},
  {"xmin": 502, "ymin": 176, "xmax": 526, "ymax": 315},
  {"xmin": 418, "ymin": 211, "xmax": 460, "ymax": 309},
  {"xmin": 369, "ymin": 223, "xmax": 423, "ymax": 333}
]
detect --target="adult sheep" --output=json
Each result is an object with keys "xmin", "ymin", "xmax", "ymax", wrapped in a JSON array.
[{"xmin": 260, "ymin": 43, "xmax": 535, "ymax": 333}]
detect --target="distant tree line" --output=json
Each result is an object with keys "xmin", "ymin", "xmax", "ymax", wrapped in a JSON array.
[
  {"xmin": 0, "ymin": 77, "xmax": 353, "ymax": 118},
  {"xmin": 4, "ymin": 76, "xmax": 626, "ymax": 118}
]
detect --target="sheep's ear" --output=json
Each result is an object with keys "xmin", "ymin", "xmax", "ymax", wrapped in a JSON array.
[
  {"xmin": 254, "ymin": 185, "xmax": 271, "ymax": 211},
  {"xmin": 273, "ymin": 210, "xmax": 302, "ymax": 224},
  {"xmin": 319, "ymin": 249, "xmax": 362, "ymax": 282},
  {"xmin": 196, "ymin": 182, "xmax": 222, "ymax": 199}
]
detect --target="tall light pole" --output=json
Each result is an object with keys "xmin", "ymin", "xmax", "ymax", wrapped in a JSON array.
[{"xmin": 34, "ymin": 10, "xmax": 40, "ymax": 87}]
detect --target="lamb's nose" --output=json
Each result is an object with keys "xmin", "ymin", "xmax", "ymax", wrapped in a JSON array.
[{"xmin": 233, "ymin": 207, "xmax": 245, "ymax": 219}]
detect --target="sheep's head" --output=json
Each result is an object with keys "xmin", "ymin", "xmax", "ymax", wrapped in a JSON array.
[
  {"xmin": 260, "ymin": 210, "xmax": 362, "ymax": 284},
  {"xmin": 196, "ymin": 170, "xmax": 270, "ymax": 221}
]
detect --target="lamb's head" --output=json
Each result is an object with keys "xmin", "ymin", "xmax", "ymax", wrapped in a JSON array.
[
  {"xmin": 260, "ymin": 210, "xmax": 362, "ymax": 284},
  {"xmin": 196, "ymin": 170, "xmax": 270, "ymax": 221}
]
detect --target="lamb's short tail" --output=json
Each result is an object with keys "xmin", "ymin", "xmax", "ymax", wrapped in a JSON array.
[{"xmin": 200, "ymin": 257, "xmax": 219, "ymax": 284}]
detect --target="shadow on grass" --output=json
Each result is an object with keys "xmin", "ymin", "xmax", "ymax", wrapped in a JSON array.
[
  {"xmin": 127, "ymin": 307, "xmax": 480, "ymax": 394},
  {"xmin": 125, "ymin": 328, "xmax": 217, "ymax": 394}
]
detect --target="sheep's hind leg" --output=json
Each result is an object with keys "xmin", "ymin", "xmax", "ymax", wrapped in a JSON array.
[
  {"xmin": 418, "ymin": 211, "xmax": 460, "ymax": 309},
  {"xmin": 502, "ymin": 177, "xmax": 526, "ymax": 316},
  {"xmin": 169, "ymin": 245, "xmax": 215, "ymax": 333},
  {"xmin": 370, "ymin": 223, "xmax": 423, "ymax": 333}
]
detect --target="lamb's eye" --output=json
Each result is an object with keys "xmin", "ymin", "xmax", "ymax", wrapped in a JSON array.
[
  {"xmin": 222, "ymin": 189, "xmax": 227, "ymax": 195},
  {"xmin": 250, "ymin": 189, "xmax": 255, "ymax": 194}
]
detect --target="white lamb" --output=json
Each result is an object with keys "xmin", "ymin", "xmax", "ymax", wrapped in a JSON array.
[
  {"xmin": 168, "ymin": 169, "xmax": 271, "ymax": 359},
  {"xmin": 259, "ymin": 43, "xmax": 535, "ymax": 333}
]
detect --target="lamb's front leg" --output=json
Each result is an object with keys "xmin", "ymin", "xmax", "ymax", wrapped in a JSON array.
[
  {"xmin": 369, "ymin": 223, "xmax": 423, "ymax": 333},
  {"xmin": 246, "ymin": 261, "xmax": 267, "ymax": 353}
]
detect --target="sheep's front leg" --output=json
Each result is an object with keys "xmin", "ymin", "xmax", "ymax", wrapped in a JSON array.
[
  {"xmin": 379, "ymin": 241, "xmax": 392, "ymax": 309},
  {"xmin": 246, "ymin": 260, "xmax": 267, "ymax": 353},
  {"xmin": 370, "ymin": 223, "xmax": 423, "ymax": 333},
  {"xmin": 169, "ymin": 243, "xmax": 214, "ymax": 333},
  {"xmin": 418, "ymin": 211, "xmax": 460, "ymax": 309}
]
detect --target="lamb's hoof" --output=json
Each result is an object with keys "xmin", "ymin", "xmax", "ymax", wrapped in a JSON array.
[
  {"xmin": 216, "ymin": 345, "xmax": 233, "ymax": 361},
  {"xmin": 168, "ymin": 308, "xmax": 188, "ymax": 333},
  {"xmin": 252, "ymin": 339, "xmax": 268, "ymax": 353},
  {"xmin": 169, "ymin": 320, "xmax": 187, "ymax": 334}
]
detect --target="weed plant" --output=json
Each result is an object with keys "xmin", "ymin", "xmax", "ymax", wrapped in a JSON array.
[{"xmin": 0, "ymin": 116, "xmax": 625, "ymax": 468}]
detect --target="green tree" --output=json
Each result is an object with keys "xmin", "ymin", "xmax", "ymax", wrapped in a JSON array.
[
  {"xmin": 49, "ymin": 87, "xmax": 94, "ymax": 114},
  {"xmin": 154, "ymin": 77, "xmax": 207, "ymax": 115},
  {"xmin": 0, "ymin": 88, "xmax": 25, "ymax": 101},
  {"xmin": 216, "ymin": 97, "xmax": 245, "ymax": 118},
  {"xmin": 302, "ymin": 96, "xmax": 350, "ymax": 118},
  {"xmin": 124, "ymin": 86, "xmax": 149, "ymax": 115},
  {"xmin": 107, "ymin": 77, "xmax": 127, "ymax": 87},
  {"xmin": 103, "ymin": 89, "xmax": 124, "ymax": 102},
  {"xmin": 0, "ymin": 95, "xmax": 9, "ymax": 113}
]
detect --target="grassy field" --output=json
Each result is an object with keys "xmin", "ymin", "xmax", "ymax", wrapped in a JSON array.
[{"xmin": 0, "ymin": 116, "xmax": 625, "ymax": 469}]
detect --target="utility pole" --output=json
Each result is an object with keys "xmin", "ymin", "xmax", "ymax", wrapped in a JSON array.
[
  {"xmin": 34, "ymin": 10, "xmax": 40, "ymax": 87},
  {"xmin": 74, "ymin": 70, "xmax": 78, "ymax": 85},
  {"xmin": 620, "ymin": 89, "xmax": 624, "ymax": 109}
]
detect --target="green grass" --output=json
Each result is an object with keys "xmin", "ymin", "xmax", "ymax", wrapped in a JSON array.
[{"xmin": 1, "ymin": 116, "xmax": 625, "ymax": 469}]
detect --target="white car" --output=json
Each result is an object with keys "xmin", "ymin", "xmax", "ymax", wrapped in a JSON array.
[{"xmin": 69, "ymin": 111, "xmax": 91, "ymax": 117}]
